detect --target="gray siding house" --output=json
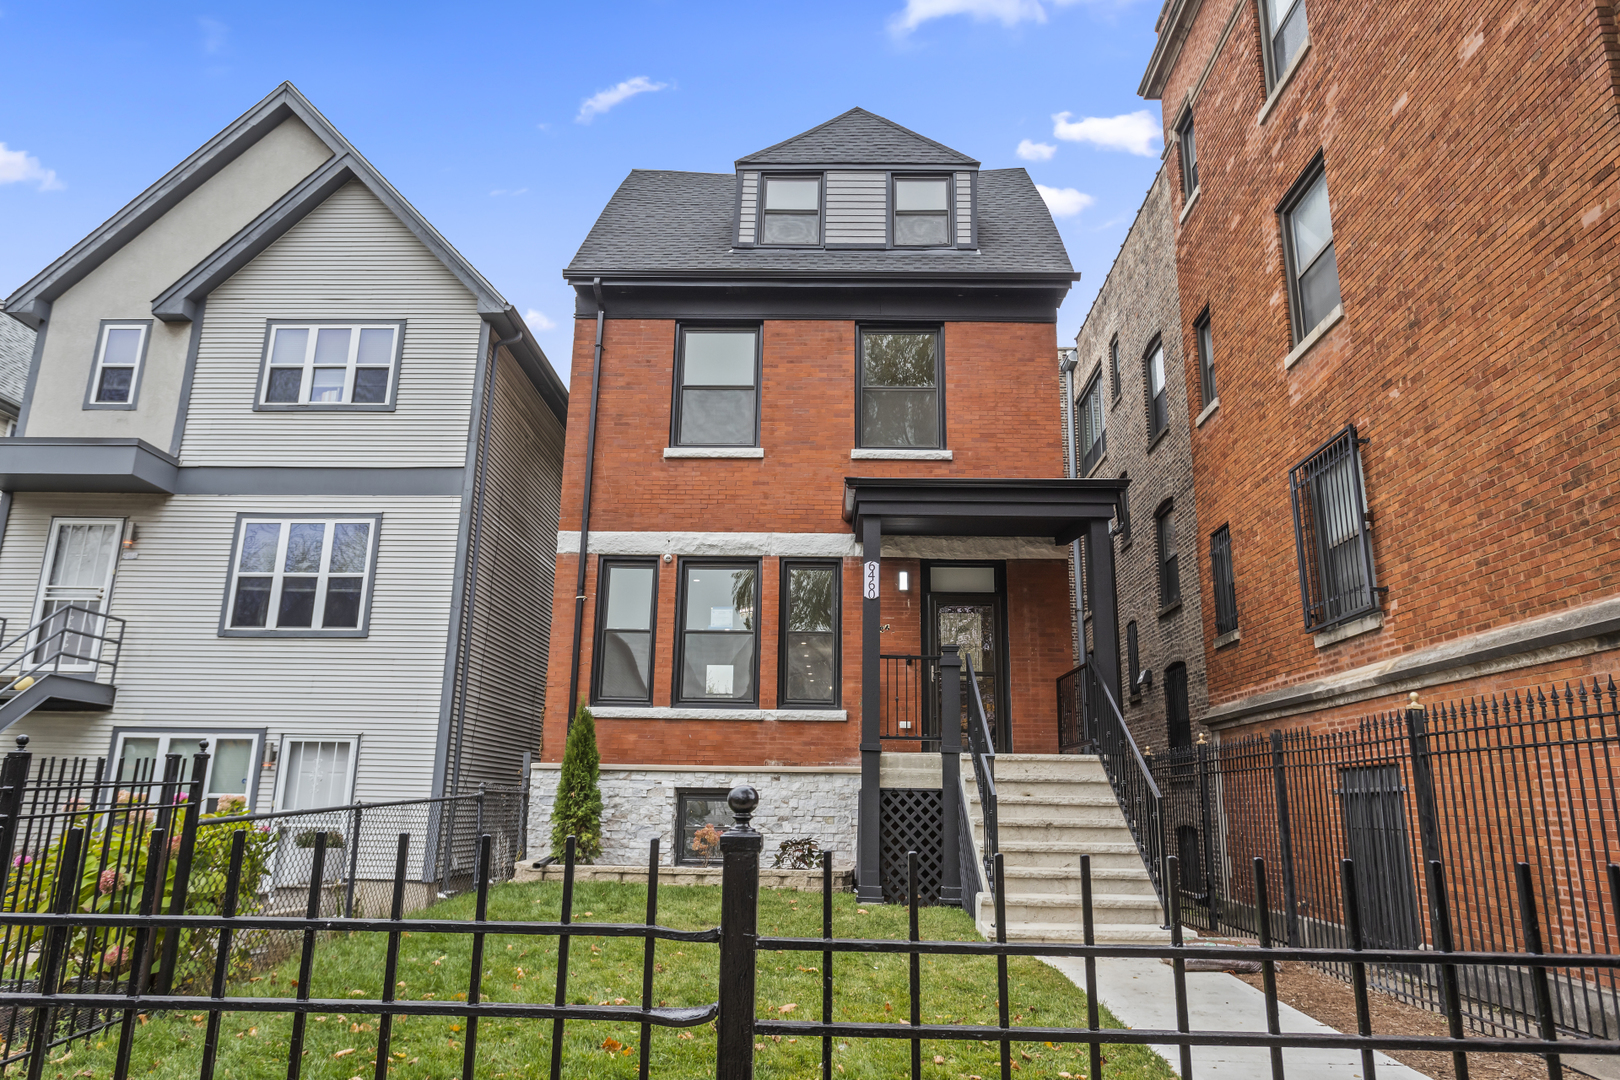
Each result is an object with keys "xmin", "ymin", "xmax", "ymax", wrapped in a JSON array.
[
  {"xmin": 0, "ymin": 83, "xmax": 567, "ymax": 814},
  {"xmin": 0, "ymin": 312, "xmax": 32, "ymax": 435}
]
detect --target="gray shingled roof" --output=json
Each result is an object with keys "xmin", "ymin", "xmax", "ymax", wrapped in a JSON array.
[
  {"xmin": 0, "ymin": 313, "xmax": 34, "ymax": 409},
  {"xmin": 565, "ymin": 168, "xmax": 1072, "ymax": 279},
  {"xmin": 737, "ymin": 108, "xmax": 979, "ymax": 167}
]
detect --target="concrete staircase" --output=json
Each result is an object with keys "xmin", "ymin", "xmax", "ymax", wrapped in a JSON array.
[{"xmin": 964, "ymin": 754, "xmax": 1172, "ymax": 943}]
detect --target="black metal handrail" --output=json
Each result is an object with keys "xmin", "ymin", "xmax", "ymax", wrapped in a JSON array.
[
  {"xmin": 1056, "ymin": 662, "xmax": 1087, "ymax": 753},
  {"xmin": 963, "ymin": 656, "xmax": 999, "ymax": 894},
  {"xmin": 0, "ymin": 604, "xmax": 125, "ymax": 690},
  {"xmin": 878, "ymin": 654, "xmax": 939, "ymax": 743},
  {"xmin": 1083, "ymin": 651, "xmax": 1167, "ymax": 923}
]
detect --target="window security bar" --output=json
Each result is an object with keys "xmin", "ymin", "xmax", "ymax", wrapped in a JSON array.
[{"xmin": 1288, "ymin": 424, "xmax": 1381, "ymax": 631}]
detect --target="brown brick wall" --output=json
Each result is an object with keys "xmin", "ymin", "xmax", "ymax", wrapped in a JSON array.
[{"xmin": 1154, "ymin": 0, "xmax": 1620, "ymax": 724}]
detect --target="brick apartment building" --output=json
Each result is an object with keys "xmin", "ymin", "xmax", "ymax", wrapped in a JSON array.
[
  {"xmin": 1068, "ymin": 164, "xmax": 1211, "ymax": 756},
  {"xmin": 1138, "ymin": 0, "xmax": 1620, "ymax": 732},
  {"xmin": 535, "ymin": 110, "xmax": 1131, "ymax": 904}
]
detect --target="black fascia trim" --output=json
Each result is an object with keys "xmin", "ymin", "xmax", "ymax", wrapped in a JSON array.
[
  {"xmin": 566, "ymin": 271, "xmax": 1080, "ymax": 286},
  {"xmin": 671, "ymin": 322, "xmax": 763, "ymax": 448},
  {"xmin": 672, "ymin": 556, "xmax": 763, "ymax": 708},
  {"xmin": 855, "ymin": 323, "xmax": 944, "ymax": 451},
  {"xmin": 591, "ymin": 555, "xmax": 659, "ymax": 707},
  {"xmin": 217, "ymin": 511, "xmax": 383, "ymax": 638},
  {"xmin": 778, "ymin": 558, "xmax": 842, "ymax": 709},
  {"xmin": 571, "ymin": 283, "xmax": 1068, "ymax": 323}
]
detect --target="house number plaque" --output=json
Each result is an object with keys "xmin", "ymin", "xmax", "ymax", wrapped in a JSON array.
[{"xmin": 863, "ymin": 560, "xmax": 880, "ymax": 600}]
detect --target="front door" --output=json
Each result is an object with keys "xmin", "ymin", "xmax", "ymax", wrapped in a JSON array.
[
  {"xmin": 928, "ymin": 576, "xmax": 1008, "ymax": 750},
  {"xmin": 32, "ymin": 518, "xmax": 122, "ymax": 672}
]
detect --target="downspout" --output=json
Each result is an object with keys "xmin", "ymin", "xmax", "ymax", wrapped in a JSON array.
[
  {"xmin": 1059, "ymin": 352, "xmax": 1082, "ymax": 660},
  {"xmin": 564, "ymin": 278, "xmax": 606, "ymax": 723},
  {"xmin": 448, "ymin": 322, "xmax": 524, "ymax": 797}
]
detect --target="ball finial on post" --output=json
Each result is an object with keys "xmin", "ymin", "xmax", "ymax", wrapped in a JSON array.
[
  {"xmin": 13, "ymin": 735, "xmax": 27, "ymax": 750},
  {"xmin": 727, "ymin": 785, "xmax": 759, "ymax": 831}
]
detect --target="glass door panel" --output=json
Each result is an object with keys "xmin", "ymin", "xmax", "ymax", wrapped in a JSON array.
[{"xmin": 32, "ymin": 519, "xmax": 121, "ymax": 671}]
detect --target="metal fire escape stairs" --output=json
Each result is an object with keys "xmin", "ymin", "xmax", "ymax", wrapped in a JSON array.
[{"xmin": 0, "ymin": 605, "xmax": 125, "ymax": 731}]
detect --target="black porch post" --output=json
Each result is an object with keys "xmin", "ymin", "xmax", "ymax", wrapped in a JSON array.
[
  {"xmin": 1084, "ymin": 517, "xmax": 1123, "ymax": 708},
  {"xmin": 938, "ymin": 644, "xmax": 962, "ymax": 904},
  {"xmin": 856, "ymin": 514, "xmax": 884, "ymax": 903}
]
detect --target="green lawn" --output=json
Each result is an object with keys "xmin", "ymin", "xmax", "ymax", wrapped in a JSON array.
[{"xmin": 36, "ymin": 880, "xmax": 1173, "ymax": 1080}]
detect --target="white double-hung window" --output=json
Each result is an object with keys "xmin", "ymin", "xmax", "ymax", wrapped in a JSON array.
[
  {"xmin": 223, "ymin": 516, "xmax": 379, "ymax": 634},
  {"xmin": 86, "ymin": 322, "xmax": 150, "ymax": 408},
  {"xmin": 109, "ymin": 731, "xmax": 260, "ymax": 812},
  {"xmin": 259, "ymin": 322, "xmax": 403, "ymax": 408}
]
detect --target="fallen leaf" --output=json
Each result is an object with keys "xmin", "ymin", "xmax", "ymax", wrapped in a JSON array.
[
  {"xmin": 778, "ymin": 1003, "xmax": 797, "ymax": 1014},
  {"xmin": 333, "ymin": 1048, "xmax": 356, "ymax": 1059},
  {"xmin": 450, "ymin": 1024, "xmax": 462, "ymax": 1033},
  {"xmin": 582, "ymin": 911, "xmax": 593, "ymax": 917},
  {"xmin": 601, "ymin": 1038, "xmax": 623, "ymax": 1053},
  {"xmin": 677, "ymin": 1032, "xmax": 694, "ymax": 1041},
  {"xmin": 934, "ymin": 1055, "xmax": 945, "ymax": 1064},
  {"xmin": 189, "ymin": 1016, "xmax": 204, "ymax": 1022},
  {"xmin": 856, "ymin": 909, "xmax": 868, "ymax": 915},
  {"xmin": 614, "ymin": 997, "xmax": 628, "ymax": 1005},
  {"xmin": 884, "ymin": 1002, "xmax": 893, "ymax": 1013},
  {"xmin": 350, "ymin": 990, "xmax": 365, "ymax": 997}
]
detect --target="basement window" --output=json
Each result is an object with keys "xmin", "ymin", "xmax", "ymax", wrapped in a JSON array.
[{"xmin": 675, "ymin": 789, "xmax": 734, "ymax": 866}]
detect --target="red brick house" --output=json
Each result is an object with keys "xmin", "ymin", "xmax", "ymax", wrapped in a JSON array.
[{"xmin": 536, "ymin": 110, "xmax": 1133, "ymax": 907}]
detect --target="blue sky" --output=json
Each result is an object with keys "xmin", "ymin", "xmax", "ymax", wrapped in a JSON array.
[{"xmin": 0, "ymin": 0, "xmax": 1165, "ymax": 378}]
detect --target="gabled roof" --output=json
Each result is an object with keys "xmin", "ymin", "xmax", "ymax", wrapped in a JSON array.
[
  {"xmin": 736, "ymin": 108, "xmax": 980, "ymax": 168},
  {"xmin": 0, "ymin": 313, "xmax": 34, "ymax": 411},
  {"xmin": 4, "ymin": 82, "xmax": 565, "ymax": 421},
  {"xmin": 564, "ymin": 168, "xmax": 1071, "ymax": 280}
]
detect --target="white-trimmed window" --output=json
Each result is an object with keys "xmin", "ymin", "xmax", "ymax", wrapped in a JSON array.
[
  {"xmin": 260, "ymin": 323, "xmax": 402, "ymax": 407},
  {"xmin": 88, "ymin": 322, "xmax": 150, "ymax": 407},
  {"xmin": 275, "ymin": 737, "xmax": 358, "ymax": 811},
  {"xmin": 223, "ymin": 517, "xmax": 379, "ymax": 634},
  {"xmin": 109, "ymin": 731, "xmax": 260, "ymax": 812}
]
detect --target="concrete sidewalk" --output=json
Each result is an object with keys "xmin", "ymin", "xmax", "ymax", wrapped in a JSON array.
[{"xmin": 1044, "ymin": 955, "xmax": 1433, "ymax": 1079}]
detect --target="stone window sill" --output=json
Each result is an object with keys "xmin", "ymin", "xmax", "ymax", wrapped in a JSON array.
[
  {"xmin": 1178, "ymin": 186, "xmax": 1202, "ymax": 225},
  {"xmin": 663, "ymin": 447, "xmax": 764, "ymax": 459},
  {"xmin": 1257, "ymin": 39, "xmax": 1311, "ymax": 126},
  {"xmin": 1283, "ymin": 304, "xmax": 1344, "ymax": 371},
  {"xmin": 850, "ymin": 448, "xmax": 953, "ymax": 461},
  {"xmin": 1159, "ymin": 599, "xmax": 1183, "ymax": 620},
  {"xmin": 1313, "ymin": 611, "xmax": 1384, "ymax": 650},
  {"xmin": 588, "ymin": 706, "xmax": 847, "ymax": 722},
  {"xmin": 1147, "ymin": 424, "xmax": 1171, "ymax": 453},
  {"xmin": 1214, "ymin": 628, "xmax": 1242, "ymax": 649},
  {"xmin": 1195, "ymin": 398, "xmax": 1220, "ymax": 428}
]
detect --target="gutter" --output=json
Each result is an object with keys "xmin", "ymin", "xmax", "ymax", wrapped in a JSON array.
[
  {"xmin": 1059, "ymin": 351, "xmax": 1082, "ymax": 655},
  {"xmin": 564, "ymin": 278, "xmax": 607, "ymax": 722}
]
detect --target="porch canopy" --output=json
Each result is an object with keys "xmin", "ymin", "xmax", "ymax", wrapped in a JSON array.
[{"xmin": 842, "ymin": 476, "xmax": 1128, "ymax": 902}]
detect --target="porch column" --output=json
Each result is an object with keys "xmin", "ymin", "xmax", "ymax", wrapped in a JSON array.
[
  {"xmin": 938, "ymin": 645, "xmax": 962, "ymax": 905},
  {"xmin": 856, "ymin": 515, "xmax": 884, "ymax": 903},
  {"xmin": 1085, "ymin": 516, "xmax": 1124, "ymax": 709}
]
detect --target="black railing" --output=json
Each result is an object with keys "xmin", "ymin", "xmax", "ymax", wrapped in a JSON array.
[
  {"xmin": 879, "ymin": 653, "xmax": 939, "ymax": 743},
  {"xmin": 1056, "ymin": 662, "xmax": 1087, "ymax": 753},
  {"xmin": 1288, "ymin": 424, "xmax": 1380, "ymax": 631},
  {"xmin": 2, "ymin": 603, "xmax": 125, "ymax": 688},
  {"xmin": 1082, "ymin": 651, "xmax": 1167, "ymax": 922},
  {"xmin": 1156, "ymin": 676, "xmax": 1620, "ymax": 1042},
  {"xmin": 962, "ymin": 656, "xmax": 998, "ymax": 896},
  {"xmin": 0, "ymin": 784, "xmax": 1614, "ymax": 1079}
]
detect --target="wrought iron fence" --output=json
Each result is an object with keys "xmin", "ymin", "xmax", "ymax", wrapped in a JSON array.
[
  {"xmin": 1156, "ymin": 675, "xmax": 1620, "ymax": 1042},
  {"xmin": 0, "ymin": 783, "xmax": 1613, "ymax": 1079},
  {"xmin": 878, "ymin": 653, "xmax": 939, "ymax": 744},
  {"xmin": 0, "ymin": 738, "xmax": 521, "ymax": 1068},
  {"xmin": 1082, "ymin": 651, "xmax": 1168, "ymax": 921}
]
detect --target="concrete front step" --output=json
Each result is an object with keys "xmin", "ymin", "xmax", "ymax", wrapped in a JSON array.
[
  {"xmin": 975, "ymin": 791, "xmax": 1123, "ymax": 811},
  {"xmin": 982, "ymin": 891, "xmax": 1167, "ymax": 926},
  {"xmin": 996, "ymin": 823, "xmax": 1140, "ymax": 847},
  {"xmin": 989, "ymin": 841, "xmax": 1147, "ymax": 870},
  {"xmin": 994, "ymin": 922, "xmax": 1174, "ymax": 944},
  {"xmin": 1003, "ymin": 866, "xmax": 1160, "ymax": 897}
]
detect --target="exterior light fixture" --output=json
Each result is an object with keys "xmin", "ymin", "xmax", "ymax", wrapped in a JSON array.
[
  {"xmin": 897, "ymin": 571, "xmax": 910, "ymax": 592},
  {"xmin": 120, "ymin": 522, "xmax": 139, "ymax": 560}
]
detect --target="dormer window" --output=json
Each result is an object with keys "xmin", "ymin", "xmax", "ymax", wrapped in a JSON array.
[
  {"xmin": 761, "ymin": 176, "xmax": 821, "ymax": 246},
  {"xmin": 893, "ymin": 177, "xmax": 950, "ymax": 246}
]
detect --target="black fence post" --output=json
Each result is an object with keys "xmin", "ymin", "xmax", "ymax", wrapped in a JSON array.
[
  {"xmin": 1269, "ymin": 730, "xmax": 1301, "ymax": 946},
  {"xmin": 157, "ymin": 743, "xmax": 210, "ymax": 994},
  {"xmin": 0, "ymin": 735, "xmax": 34, "ymax": 907},
  {"xmin": 939, "ymin": 645, "xmax": 962, "ymax": 905},
  {"xmin": 345, "ymin": 802, "xmax": 363, "ymax": 919},
  {"xmin": 1403, "ymin": 694, "xmax": 1445, "ymax": 873},
  {"xmin": 717, "ymin": 785, "xmax": 761, "ymax": 1080},
  {"xmin": 1515, "ymin": 862, "xmax": 1563, "ymax": 1079},
  {"xmin": 1197, "ymin": 737, "xmax": 1219, "ymax": 927}
]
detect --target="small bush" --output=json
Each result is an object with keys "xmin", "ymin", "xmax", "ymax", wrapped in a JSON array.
[
  {"xmin": 773, "ymin": 836, "xmax": 824, "ymax": 870},
  {"xmin": 292, "ymin": 829, "xmax": 345, "ymax": 850},
  {"xmin": 549, "ymin": 699, "xmax": 603, "ymax": 862}
]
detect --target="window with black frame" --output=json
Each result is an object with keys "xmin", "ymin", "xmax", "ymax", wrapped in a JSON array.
[
  {"xmin": 677, "ymin": 562, "xmax": 758, "ymax": 705},
  {"xmin": 1281, "ymin": 159, "xmax": 1342, "ymax": 344},
  {"xmin": 1156, "ymin": 501, "xmax": 1181, "ymax": 610},
  {"xmin": 761, "ymin": 176, "xmax": 821, "ymax": 246},
  {"xmin": 674, "ymin": 327, "xmax": 759, "ymax": 447},
  {"xmin": 858, "ymin": 329, "xmax": 941, "ymax": 448},
  {"xmin": 1165, "ymin": 662, "xmax": 1191, "ymax": 748},
  {"xmin": 1260, "ymin": 0, "xmax": 1309, "ymax": 87},
  {"xmin": 1289, "ymin": 426, "xmax": 1377, "ymax": 630},
  {"xmin": 1126, "ymin": 620, "xmax": 1142, "ymax": 699},
  {"xmin": 1195, "ymin": 312, "xmax": 1217, "ymax": 410},
  {"xmin": 1210, "ymin": 524, "xmax": 1239, "ymax": 636},
  {"xmin": 1177, "ymin": 114, "xmax": 1198, "ymax": 198},
  {"xmin": 675, "ymin": 789, "xmax": 733, "ymax": 865},
  {"xmin": 1077, "ymin": 372, "xmax": 1106, "ymax": 475},
  {"xmin": 781, "ymin": 561, "xmax": 839, "ymax": 707},
  {"xmin": 1144, "ymin": 338, "xmax": 1168, "ymax": 440},
  {"xmin": 592, "ymin": 559, "xmax": 658, "ymax": 704},
  {"xmin": 893, "ymin": 177, "xmax": 950, "ymax": 246}
]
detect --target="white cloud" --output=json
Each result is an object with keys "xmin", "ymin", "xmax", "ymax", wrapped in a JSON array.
[
  {"xmin": 1016, "ymin": 139, "xmax": 1056, "ymax": 161},
  {"xmin": 0, "ymin": 143, "xmax": 62, "ymax": 190},
  {"xmin": 576, "ymin": 76, "xmax": 667, "ymax": 124},
  {"xmin": 199, "ymin": 16, "xmax": 228, "ymax": 54},
  {"xmin": 1051, "ymin": 110, "xmax": 1161, "ymax": 156},
  {"xmin": 889, "ymin": 0, "xmax": 1109, "ymax": 35},
  {"xmin": 1036, "ymin": 185, "xmax": 1095, "ymax": 218},
  {"xmin": 524, "ymin": 309, "xmax": 557, "ymax": 333},
  {"xmin": 489, "ymin": 187, "xmax": 529, "ymax": 197}
]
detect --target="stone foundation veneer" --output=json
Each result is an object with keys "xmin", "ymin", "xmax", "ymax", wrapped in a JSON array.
[{"xmin": 528, "ymin": 763, "xmax": 860, "ymax": 868}]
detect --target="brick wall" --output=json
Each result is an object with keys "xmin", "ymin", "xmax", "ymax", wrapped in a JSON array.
[
  {"xmin": 1073, "ymin": 165, "xmax": 1213, "ymax": 752},
  {"xmin": 542, "ymin": 317, "xmax": 1076, "ymax": 764},
  {"xmin": 1151, "ymin": 0, "xmax": 1620, "ymax": 727}
]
